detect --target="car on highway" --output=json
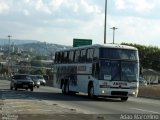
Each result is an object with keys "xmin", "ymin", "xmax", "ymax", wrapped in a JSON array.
[
  {"xmin": 29, "ymin": 75, "xmax": 40, "ymax": 88},
  {"xmin": 139, "ymin": 76, "xmax": 147, "ymax": 86},
  {"xmin": 36, "ymin": 75, "xmax": 46, "ymax": 86},
  {"xmin": 10, "ymin": 74, "xmax": 34, "ymax": 91}
]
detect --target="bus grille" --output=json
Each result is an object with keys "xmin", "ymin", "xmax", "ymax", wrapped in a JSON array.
[{"xmin": 111, "ymin": 91, "xmax": 128, "ymax": 96}]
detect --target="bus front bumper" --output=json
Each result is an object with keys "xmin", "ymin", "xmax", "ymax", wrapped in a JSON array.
[{"xmin": 97, "ymin": 88, "xmax": 138, "ymax": 97}]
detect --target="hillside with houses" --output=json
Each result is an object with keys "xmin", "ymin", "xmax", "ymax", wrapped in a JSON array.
[
  {"xmin": 0, "ymin": 39, "xmax": 159, "ymax": 84},
  {"xmin": 0, "ymin": 39, "xmax": 71, "ymax": 79}
]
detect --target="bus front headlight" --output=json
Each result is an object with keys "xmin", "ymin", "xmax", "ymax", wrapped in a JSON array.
[{"xmin": 101, "ymin": 90, "xmax": 105, "ymax": 94}]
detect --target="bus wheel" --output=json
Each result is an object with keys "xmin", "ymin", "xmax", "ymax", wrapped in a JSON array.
[
  {"xmin": 15, "ymin": 87, "xmax": 18, "ymax": 91},
  {"xmin": 65, "ymin": 82, "xmax": 70, "ymax": 94},
  {"xmin": 88, "ymin": 84, "xmax": 94, "ymax": 98},
  {"xmin": 121, "ymin": 97, "xmax": 128, "ymax": 101},
  {"xmin": 62, "ymin": 83, "xmax": 66, "ymax": 94},
  {"xmin": 10, "ymin": 86, "xmax": 13, "ymax": 90}
]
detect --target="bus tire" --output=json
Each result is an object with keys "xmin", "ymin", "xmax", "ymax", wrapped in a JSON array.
[
  {"xmin": 65, "ymin": 81, "xmax": 70, "ymax": 94},
  {"xmin": 30, "ymin": 88, "xmax": 34, "ymax": 92},
  {"xmin": 121, "ymin": 97, "xmax": 128, "ymax": 101},
  {"xmin": 62, "ymin": 83, "xmax": 66, "ymax": 94},
  {"xmin": 10, "ymin": 86, "xmax": 13, "ymax": 90},
  {"xmin": 15, "ymin": 87, "xmax": 18, "ymax": 91},
  {"xmin": 88, "ymin": 84, "xmax": 95, "ymax": 99}
]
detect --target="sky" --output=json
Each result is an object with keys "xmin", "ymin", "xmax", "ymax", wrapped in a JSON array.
[{"xmin": 0, "ymin": 0, "xmax": 160, "ymax": 47}]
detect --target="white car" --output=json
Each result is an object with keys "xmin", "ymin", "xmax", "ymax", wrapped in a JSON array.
[
  {"xmin": 139, "ymin": 77, "xmax": 147, "ymax": 86},
  {"xmin": 29, "ymin": 75, "xmax": 41, "ymax": 88},
  {"xmin": 36, "ymin": 75, "xmax": 46, "ymax": 86}
]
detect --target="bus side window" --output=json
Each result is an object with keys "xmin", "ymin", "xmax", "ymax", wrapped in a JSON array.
[
  {"xmin": 69, "ymin": 51, "xmax": 72, "ymax": 63},
  {"xmin": 75, "ymin": 50, "xmax": 80, "ymax": 63},
  {"xmin": 66, "ymin": 51, "xmax": 69, "ymax": 63},
  {"xmin": 64, "ymin": 51, "xmax": 69, "ymax": 63},
  {"xmin": 93, "ymin": 48, "xmax": 99, "ymax": 61},
  {"xmin": 54, "ymin": 53, "xmax": 57, "ymax": 63},
  {"xmin": 57, "ymin": 52, "xmax": 60, "ymax": 63},
  {"xmin": 60, "ymin": 52, "xmax": 64, "ymax": 63},
  {"xmin": 73, "ymin": 51, "xmax": 75, "ymax": 63},
  {"xmin": 87, "ymin": 48, "xmax": 94, "ymax": 62},
  {"xmin": 80, "ymin": 49, "xmax": 86, "ymax": 63},
  {"xmin": 69, "ymin": 51, "xmax": 74, "ymax": 63},
  {"xmin": 63, "ymin": 52, "xmax": 66, "ymax": 63}
]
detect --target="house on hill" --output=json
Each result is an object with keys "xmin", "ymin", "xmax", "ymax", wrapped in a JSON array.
[{"xmin": 142, "ymin": 69, "xmax": 160, "ymax": 84}]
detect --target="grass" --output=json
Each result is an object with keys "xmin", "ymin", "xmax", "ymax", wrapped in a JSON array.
[{"xmin": 138, "ymin": 85, "xmax": 160, "ymax": 98}]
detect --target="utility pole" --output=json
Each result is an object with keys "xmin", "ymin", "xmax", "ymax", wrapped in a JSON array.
[
  {"xmin": 104, "ymin": 0, "xmax": 107, "ymax": 44},
  {"xmin": 110, "ymin": 27, "xmax": 118, "ymax": 44},
  {"xmin": 8, "ymin": 35, "xmax": 12, "ymax": 75}
]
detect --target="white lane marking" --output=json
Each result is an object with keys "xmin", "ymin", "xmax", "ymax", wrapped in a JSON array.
[{"xmin": 131, "ymin": 108, "xmax": 160, "ymax": 114}]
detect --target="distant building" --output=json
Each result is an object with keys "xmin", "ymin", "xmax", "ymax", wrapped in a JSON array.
[
  {"xmin": 40, "ymin": 60, "xmax": 53, "ymax": 69},
  {"xmin": 15, "ymin": 47, "xmax": 21, "ymax": 53},
  {"xmin": 18, "ymin": 61, "xmax": 31, "ymax": 67},
  {"xmin": 0, "ymin": 61, "xmax": 7, "ymax": 66},
  {"xmin": 40, "ymin": 60, "xmax": 53, "ymax": 64},
  {"xmin": 29, "ymin": 48, "xmax": 33, "ymax": 52},
  {"xmin": 143, "ymin": 69, "xmax": 160, "ymax": 84},
  {"xmin": 11, "ymin": 43, "xmax": 15, "ymax": 53}
]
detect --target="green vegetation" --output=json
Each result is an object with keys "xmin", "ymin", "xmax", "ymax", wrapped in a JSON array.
[
  {"xmin": 30, "ymin": 68, "xmax": 46, "ymax": 75},
  {"xmin": 18, "ymin": 68, "xmax": 30, "ymax": 74},
  {"xmin": 30, "ymin": 60, "xmax": 43, "ymax": 67},
  {"xmin": 122, "ymin": 43, "xmax": 160, "ymax": 71},
  {"xmin": 0, "ymin": 68, "xmax": 8, "ymax": 74}
]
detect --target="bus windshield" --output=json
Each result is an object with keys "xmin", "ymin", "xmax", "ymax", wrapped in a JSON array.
[
  {"xmin": 99, "ymin": 60, "xmax": 138, "ymax": 82},
  {"xmin": 100, "ymin": 48, "xmax": 138, "ymax": 60}
]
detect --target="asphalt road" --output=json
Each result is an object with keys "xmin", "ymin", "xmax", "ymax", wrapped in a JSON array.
[{"xmin": 0, "ymin": 80, "xmax": 160, "ymax": 120}]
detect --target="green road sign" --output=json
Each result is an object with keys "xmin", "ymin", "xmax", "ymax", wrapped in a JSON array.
[{"xmin": 73, "ymin": 39, "xmax": 92, "ymax": 47}]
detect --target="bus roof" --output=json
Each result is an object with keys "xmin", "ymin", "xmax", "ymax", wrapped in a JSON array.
[{"xmin": 56, "ymin": 44, "xmax": 138, "ymax": 52}]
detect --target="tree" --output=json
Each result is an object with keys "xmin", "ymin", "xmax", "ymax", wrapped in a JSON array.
[
  {"xmin": 121, "ymin": 43, "xmax": 160, "ymax": 71},
  {"xmin": 30, "ymin": 60, "xmax": 43, "ymax": 67},
  {"xmin": 30, "ymin": 69, "xmax": 46, "ymax": 75},
  {"xmin": 18, "ymin": 69, "xmax": 30, "ymax": 74},
  {"xmin": 0, "ymin": 68, "xmax": 8, "ymax": 74}
]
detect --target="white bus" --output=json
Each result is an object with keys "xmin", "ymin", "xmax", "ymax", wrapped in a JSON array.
[{"xmin": 53, "ymin": 44, "xmax": 139, "ymax": 101}]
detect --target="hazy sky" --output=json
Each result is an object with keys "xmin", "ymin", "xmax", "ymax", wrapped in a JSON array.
[{"xmin": 0, "ymin": 0, "xmax": 160, "ymax": 47}]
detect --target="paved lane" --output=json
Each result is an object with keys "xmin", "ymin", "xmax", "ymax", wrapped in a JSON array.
[
  {"xmin": 36, "ymin": 84, "xmax": 160, "ymax": 114},
  {"xmin": 0, "ymin": 80, "xmax": 159, "ymax": 120}
]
